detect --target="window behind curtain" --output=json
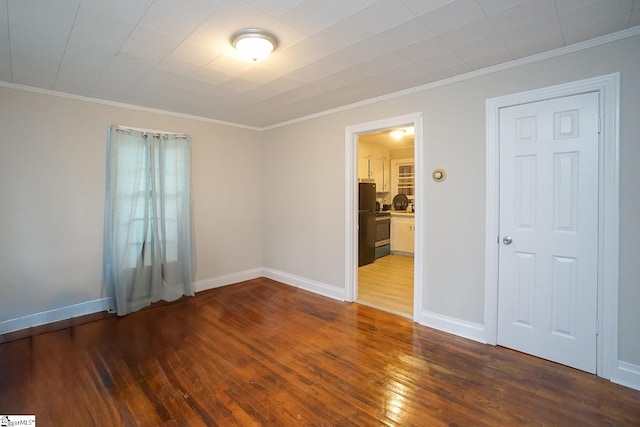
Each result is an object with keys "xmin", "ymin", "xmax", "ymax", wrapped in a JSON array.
[{"xmin": 103, "ymin": 125, "xmax": 193, "ymax": 316}]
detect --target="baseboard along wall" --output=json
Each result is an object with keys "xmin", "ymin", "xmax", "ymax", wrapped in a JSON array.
[
  {"xmin": 417, "ymin": 309, "xmax": 486, "ymax": 344},
  {"xmin": 612, "ymin": 361, "xmax": 640, "ymax": 392},
  {"xmin": 2, "ymin": 268, "xmax": 639, "ymax": 392}
]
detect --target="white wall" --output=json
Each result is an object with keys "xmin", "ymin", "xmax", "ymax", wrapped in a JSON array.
[
  {"xmin": 0, "ymin": 87, "xmax": 263, "ymax": 322},
  {"xmin": 260, "ymin": 118, "xmax": 345, "ymax": 288},
  {"xmin": 389, "ymin": 147, "xmax": 414, "ymax": 160},
  {"xmin": 262, "ymin": 35, "xmax": 640, "ymax": 366}
]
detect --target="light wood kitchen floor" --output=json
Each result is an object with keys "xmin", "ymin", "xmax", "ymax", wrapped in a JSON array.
[{"xmin": 357, "ymin": 254, "xmax": 413, "ymax": 318}]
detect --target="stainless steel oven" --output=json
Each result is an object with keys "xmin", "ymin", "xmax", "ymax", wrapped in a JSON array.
[{"xmin": 375, "ymin": 212, "xmax": 391, "ymax": 259}]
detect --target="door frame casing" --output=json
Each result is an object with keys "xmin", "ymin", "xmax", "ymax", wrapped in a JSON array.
[
  {"xmin": 345, "ymin": 112, "xmax": 424, "ymax": 321},
  {"xmin": 484, "ymin": 73, "xmax": 620, "ymax": 379}
]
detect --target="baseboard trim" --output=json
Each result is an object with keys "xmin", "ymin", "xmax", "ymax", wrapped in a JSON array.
[
  {"xmin": 611, "ymin": 361, "xmax": 640, "ymax": 391},
  {"xmin": 3, "ymin": 270, "xmax": 640, "ymax": 393},
  {"xmin": 262, "ymin": 268, "xmax": 346, "ymax": 301},
  {"xmin": 0, "ymin": 268, "xmax": 264, "ymax": 337},
  {"xmin": 0, "ymin": 297, "xmax": 113, "ymax": 336},
  {"xmin": 194, "ymin": 268, "xmax": 263, "ymax": 292},
  {"xmin": 417, "ymin": 309, "xmax": 486, "ymax": 344}
]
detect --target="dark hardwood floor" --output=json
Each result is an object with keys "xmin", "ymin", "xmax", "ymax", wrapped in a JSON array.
[{"xmin": 1, "ymin": 278, "xmax": 639, "ymax": 426}]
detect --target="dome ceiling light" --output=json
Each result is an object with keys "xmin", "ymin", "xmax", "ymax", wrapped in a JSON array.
[
  {"xmin": 231, "ymin": 29, "xmax": 278, "ymax": 62},
  {"xmin": 389, "ymin": 129, "xmax": 406, "ymax": 140}
]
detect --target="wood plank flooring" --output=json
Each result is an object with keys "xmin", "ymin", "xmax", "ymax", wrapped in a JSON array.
[
  {"xmin": 358, "ymin": 254, "xmax": 413, "ymax": 318},
  {"xmin": 1, "ymin": 278, "xmax": 639, "ymax": 426}
]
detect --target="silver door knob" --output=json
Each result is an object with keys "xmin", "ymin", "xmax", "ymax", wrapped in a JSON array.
[{"xmin": 502, "ymin": 236, "xmax": 513, "ymax": 245}]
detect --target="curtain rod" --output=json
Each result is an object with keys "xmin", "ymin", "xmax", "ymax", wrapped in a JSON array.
[{"xmin": 111, "ymin": 124, "xmax": 189, "ymax": 139}]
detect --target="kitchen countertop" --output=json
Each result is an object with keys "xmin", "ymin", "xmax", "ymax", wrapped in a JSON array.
[{"xmin": 390, "ymin": 211, "xmax": 415, "ymax": 217}]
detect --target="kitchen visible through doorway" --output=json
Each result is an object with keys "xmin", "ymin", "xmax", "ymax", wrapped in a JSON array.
[{"xmin": 357, "ymin": 126, "xmax": 415, "ymax": 317}]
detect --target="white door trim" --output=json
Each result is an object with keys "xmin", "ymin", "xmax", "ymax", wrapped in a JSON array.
[
  {"xmin": 345, "ymin": 113, "xmax": 424, "ymax": 321},
  {"xmin": 484, "ymin": 73, "xmax": 620, "ymax": 379}
]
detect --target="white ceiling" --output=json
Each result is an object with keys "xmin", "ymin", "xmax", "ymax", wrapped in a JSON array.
[
  {"xmin": 1, "ymin": 0, "xmax": 638, "ymax": 128},
  {"xmin": 360, "ymin": 127, "xmax": 414, "ymax": 148}
]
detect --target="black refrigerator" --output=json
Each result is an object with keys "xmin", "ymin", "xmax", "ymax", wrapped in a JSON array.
[{"xmin": 358, "ymin": 182, "xmax": 376, "ymax": 267}]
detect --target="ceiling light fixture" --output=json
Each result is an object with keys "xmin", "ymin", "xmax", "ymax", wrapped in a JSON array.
[
  {"xmin": 389, "ymin": 129, "xmax": 406, "ymax": 140},
  {"xmin": 231, "ymin": 29, "xmax": 278, "ymax": 62}
]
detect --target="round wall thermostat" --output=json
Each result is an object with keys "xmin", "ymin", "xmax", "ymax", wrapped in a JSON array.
[{"xmin": 432, "ymin": 168, "xmax": 446, "ymax": 182}]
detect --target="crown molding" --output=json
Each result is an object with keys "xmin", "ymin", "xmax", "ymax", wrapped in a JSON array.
[
  {"xmin": 261, "ymin": 25, "xmax": 640, "ymax": 131},
  {"xmin": 0, "ymin": 81, "xmax": 262, "ymax": 131}
]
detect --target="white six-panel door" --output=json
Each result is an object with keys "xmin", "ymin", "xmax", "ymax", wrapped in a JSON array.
[{"xmin": 497, "ymin": 92, "xmax": 599, "ymax": 373}]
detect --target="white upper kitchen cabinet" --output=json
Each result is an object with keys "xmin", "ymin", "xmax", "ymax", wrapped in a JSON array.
[
  {"xmin": 358, "ymin": 141, "xmax": 389, "ymax": 194},
  {"xmin": 358, "ymin": 141, "xmax": 374, "ymax": 181},
  {"xmin": 375, "ymin": 151, "xmax": 390, "ymax": 193},
  {"xmin": 358, "ymin": 153, "xmax": 373, "ymax": 181}
]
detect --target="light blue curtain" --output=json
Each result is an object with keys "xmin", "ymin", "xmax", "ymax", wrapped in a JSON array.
[{"xmin": 103, "ymin": 125, "xmax": 193, "ymax": 316}]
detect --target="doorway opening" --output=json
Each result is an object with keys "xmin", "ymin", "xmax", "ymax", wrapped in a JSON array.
[
  {"xmin": 345, "ymin": 113, "xmax": 424, "ymax": 321},
  {"xmin": 357, "ymin": 127, "xmax": 415, "ymax": 318}
]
